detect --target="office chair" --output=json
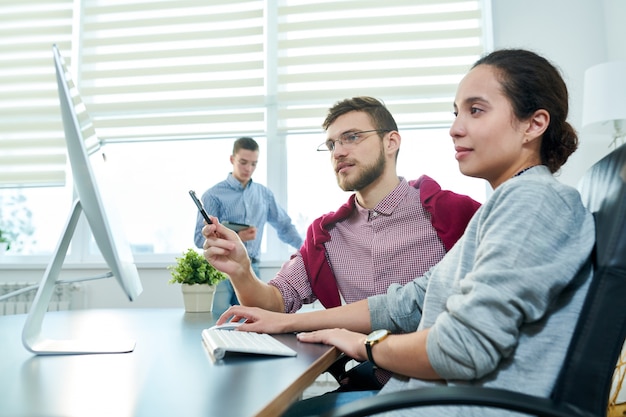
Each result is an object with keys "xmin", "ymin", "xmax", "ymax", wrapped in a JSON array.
[{"xmin": 322, "ymin": 143, "xmax": 626, "ymax": 417}]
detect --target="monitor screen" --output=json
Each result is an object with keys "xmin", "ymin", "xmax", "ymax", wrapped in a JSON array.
[
  {"xmin": 53, "ymin": 44, "xmax": 143, "ymax": 301},
  {"xmin": 21, "ymin": 45, "xmax": 143, "ymax": 355}
]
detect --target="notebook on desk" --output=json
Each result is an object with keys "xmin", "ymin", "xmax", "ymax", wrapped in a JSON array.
[{"xmin": 201, "ymin": 328, "xmax": 297, "ymax": 362}]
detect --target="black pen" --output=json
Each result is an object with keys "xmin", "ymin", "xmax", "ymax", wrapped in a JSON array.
[{"xmin": 189, "ymin": 190, "xmax": 213, "ymax": 224}]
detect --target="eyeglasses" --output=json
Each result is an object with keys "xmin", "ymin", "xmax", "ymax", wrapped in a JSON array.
[{"xmin": 316, "ymin": 129, "xmax": 391, "ymax": 152}]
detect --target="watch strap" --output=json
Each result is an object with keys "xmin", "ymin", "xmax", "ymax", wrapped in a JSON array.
[{"xmin": 365, "ymin": 341, "xmax": 379, "ymax": 368}]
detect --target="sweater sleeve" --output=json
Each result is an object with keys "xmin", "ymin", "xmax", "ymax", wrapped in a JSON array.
[
  {"xmin": 426, "ymin": 178, "xmax": 595, "ymax": 380},
  {"xmin": 368, "ymin": 273, "xmax": 430, "ymax": 333}
]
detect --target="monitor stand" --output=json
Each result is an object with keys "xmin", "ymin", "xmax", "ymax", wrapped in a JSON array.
[{"xmin": 21, "ymin": 199, "xmax": 136, "ymax": 355}]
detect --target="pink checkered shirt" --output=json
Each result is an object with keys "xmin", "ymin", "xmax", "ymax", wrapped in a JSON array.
[{"xmin": 270, "ymin": 179, "xmax": 447, "ymax": 313}]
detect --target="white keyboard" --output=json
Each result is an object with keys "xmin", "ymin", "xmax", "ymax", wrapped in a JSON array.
[{"xmin": 201, "ymin": 328, "xmax": 297, "ymax": 361}]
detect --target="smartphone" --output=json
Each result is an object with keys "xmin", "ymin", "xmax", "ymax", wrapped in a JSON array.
[{"xmin": 189, "ymin": 190, "xmax": 212, "ymax": 224}]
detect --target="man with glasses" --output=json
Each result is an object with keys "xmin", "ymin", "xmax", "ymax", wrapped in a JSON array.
[
  {"xmin": 193, "ymin": 137, "xmax": 303, "ymax": 315},
  {"xmin": 201, "ymin": 97, "xmax": 480, "ymax": 388}
]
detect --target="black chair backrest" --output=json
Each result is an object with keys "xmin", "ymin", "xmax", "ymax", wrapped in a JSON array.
[{"xmin": 553, "ymin": 143, "xmax": 626, "ymax": 415}]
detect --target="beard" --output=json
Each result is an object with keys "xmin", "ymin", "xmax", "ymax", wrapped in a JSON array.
[{"xmin": 336, "ymin": 147, "xmax": 386, "ymax": 191}]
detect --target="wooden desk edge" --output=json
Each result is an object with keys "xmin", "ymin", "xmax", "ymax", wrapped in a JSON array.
[{"xmin": 255, "ymin": 346, "xmax": 341, "ymax": 417}]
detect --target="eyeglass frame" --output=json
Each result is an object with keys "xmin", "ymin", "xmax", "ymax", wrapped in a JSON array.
[{"xmin": 316, "ymin": 129, "xmax": 392, "ymax": 152}]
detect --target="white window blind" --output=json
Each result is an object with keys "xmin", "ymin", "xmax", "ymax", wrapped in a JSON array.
[
  {"xmin": 0, "ymin": 1, "xmax": 73, "ymax": 188},
  {"xmin": 275, "ymin": 0, "xmax": 484, "ymax": 133},
  {"xmin": 80, "ymin": 0, "xmax": 266, "ymax": 143},
  {"xmin": 1, "ymin": 0, "xmax": 485, "ymax": 188}
]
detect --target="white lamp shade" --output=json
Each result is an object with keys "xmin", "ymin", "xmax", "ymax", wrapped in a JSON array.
[{"xmin": 582, "ymin": 61, "xmax": 626, "ymax": 133}]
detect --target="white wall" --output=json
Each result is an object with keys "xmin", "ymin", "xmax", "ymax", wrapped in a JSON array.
[
  {"xmin": 2, "ymin": 0, "xmax": 624, "ymax": 310},
  {"xmin": 491, "ymin": 0, "xmax": 626, "ymax": 187}
]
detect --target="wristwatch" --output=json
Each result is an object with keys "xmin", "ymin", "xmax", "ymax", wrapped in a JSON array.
[{"xmin": 364, "ymin": 329, "xmax": 390, "ymax": 369}]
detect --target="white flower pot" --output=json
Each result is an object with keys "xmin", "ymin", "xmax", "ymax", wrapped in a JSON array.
[
  {"xmin": 0, "ymin": 241, "xmax": 8, "ymax": 256},
  {"xmin": 181, "ymin": 283, "xmax": 217, "ymax": 313}
]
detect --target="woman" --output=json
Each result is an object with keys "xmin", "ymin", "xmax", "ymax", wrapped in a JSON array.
[{"xmin": 203, "ymin": 49, "xmax": 595, "ymax": 417}]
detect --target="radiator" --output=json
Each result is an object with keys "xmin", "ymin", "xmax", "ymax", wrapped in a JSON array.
[{"xmin": 0, "ymin": 282, "xmax": 84, "ymax": 316}]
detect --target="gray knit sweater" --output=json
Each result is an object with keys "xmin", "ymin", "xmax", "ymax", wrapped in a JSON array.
[{"xmin": 368, "ymin": 166, "xmax": 595, "ymax": 417}]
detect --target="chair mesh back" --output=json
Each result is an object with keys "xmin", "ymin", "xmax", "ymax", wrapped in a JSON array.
[{"xmin": 552, "ymin": 144, "xmax": 626, "ymax": 414}]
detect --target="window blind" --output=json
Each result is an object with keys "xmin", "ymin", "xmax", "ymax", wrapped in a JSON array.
[
  {"xmin": 1, "ymin": 0, "xmax": 485, "ymax": 188},
  {"xmin": 79, "ymin": 0, "xmax": 266, "ymax": 143},
  {"xmin": 0, "ymin": 1, "xmax": 73, "ymax": 188},
  {"xmin": 80, "ymin": 0, "xmax": 484, "ymax": 141},
  {"xmin": 275, "ymin": 0, "xmax": 484, "ymax": 133}
]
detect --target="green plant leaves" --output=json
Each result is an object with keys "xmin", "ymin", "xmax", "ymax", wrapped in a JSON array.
[{"xmin": 168, "ymin": 248, "xmax": 227, "ymax": 285}]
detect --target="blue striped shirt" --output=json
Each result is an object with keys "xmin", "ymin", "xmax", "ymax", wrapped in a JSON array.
[{"xmin": 194, "ymin": 173, "xmax": 302, "ymax": 259}]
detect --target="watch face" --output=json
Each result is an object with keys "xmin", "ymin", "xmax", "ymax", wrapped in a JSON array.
[{"xmin": 366, "ymin": 329, "xmax": 389, "ymax": 342}]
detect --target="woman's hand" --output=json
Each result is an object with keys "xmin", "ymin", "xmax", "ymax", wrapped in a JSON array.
[{"xmin": 297, "ymin": 328, "xmax": 368, "ymax": 361}]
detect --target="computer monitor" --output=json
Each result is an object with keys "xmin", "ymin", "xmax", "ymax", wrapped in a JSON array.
[{"xmin": 21, "ymin": 45, "xmax": 143, "ymax": 355}]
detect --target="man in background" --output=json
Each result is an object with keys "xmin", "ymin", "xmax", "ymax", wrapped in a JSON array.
[{"xmin": 194, "ymin": 137, "xmax": 302, "ymax": 314}]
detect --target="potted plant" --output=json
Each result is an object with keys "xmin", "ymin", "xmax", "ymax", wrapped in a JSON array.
[{"xmin": 168, "ymin": 248, "xmax": 228, "ymax": 312}]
